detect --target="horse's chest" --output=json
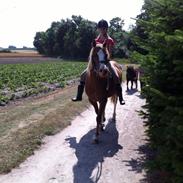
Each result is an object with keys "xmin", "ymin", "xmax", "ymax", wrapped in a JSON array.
[{"xmin": 85, "ymin": 77, "xmax": 115, "ymax": 100}]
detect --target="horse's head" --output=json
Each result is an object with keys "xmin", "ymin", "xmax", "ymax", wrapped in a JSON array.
[{"xmin": 87, "ymin": 40, "xmax": 110, "ymax": 78}]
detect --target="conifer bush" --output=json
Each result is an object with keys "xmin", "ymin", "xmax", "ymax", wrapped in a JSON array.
[{"xmin": 132, "ymin": 0, "xmax": 183, "ymax": 182}]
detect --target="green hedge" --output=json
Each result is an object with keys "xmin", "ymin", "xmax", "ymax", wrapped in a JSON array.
[{"xmin": 132, "ymin": 0, "xmax": 183, "ymax": 182}]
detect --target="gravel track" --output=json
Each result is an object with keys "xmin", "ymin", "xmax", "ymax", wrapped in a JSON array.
[{"xmin": 0, "ymin": 83, "xmax": 147, "ymax": 183}]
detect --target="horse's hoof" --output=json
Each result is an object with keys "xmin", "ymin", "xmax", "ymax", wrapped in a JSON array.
[
  {"xmin": 92, "ymin": 139, "xmax": 99, "ymax": 144},
  {"xmin": 111, "ymin": 118, "xmax": 116, "ymax": 123},
  {"xmin": 112, "ymin": 118, "xmax": 116, "ymax": 123},
  {"xmin": 120, "ymin": 100, "xmax": 125, "ymax": 105},
  {"xmin": 92, "ymin": 135, "xmax": 99, "ymax": 144},
  {"xmin": 101, "ymin": 126, "xmax": 105, "ymax": 131}
]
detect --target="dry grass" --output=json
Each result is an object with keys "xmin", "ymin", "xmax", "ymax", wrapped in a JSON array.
[
  {"xmin": 0, "ymin": 50, "xmax": 42, "ymax": 58},
  {"xmin": 0, "ymin": 85, "xmax": 90, "ymax": 173}
]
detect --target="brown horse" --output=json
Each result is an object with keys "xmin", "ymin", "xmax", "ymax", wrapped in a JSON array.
[
  {"xmin": 85, "ymin": 40, "xmax": 123, "ymax": 143},
  {"xmin": 126, "ymin": 66, "xmax": 138, "ymax": 91}
]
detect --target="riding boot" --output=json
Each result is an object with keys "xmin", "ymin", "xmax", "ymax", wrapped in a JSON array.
[
  {"xmin": 116, "ymin": 84, "xmax": 125, "ymax": 105},
  {"xmin": 72, "ymin": 82, "xmax": 84, "ymax": 102}
]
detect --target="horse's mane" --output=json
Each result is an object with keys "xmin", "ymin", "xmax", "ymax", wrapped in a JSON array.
[{"xmin": 87, "ymin": 47, "xmax": 94, "ymax": 73}]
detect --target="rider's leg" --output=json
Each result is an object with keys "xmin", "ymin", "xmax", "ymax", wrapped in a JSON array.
[
  {"xmin": 107, "ymin": 63, "xmax": 125, "ymax": 105},
  {"xmin": 72, "ymin": 69, "xmax": 87, "ymax": 102}
]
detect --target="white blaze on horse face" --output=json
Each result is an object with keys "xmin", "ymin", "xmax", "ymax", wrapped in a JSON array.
[
  {"xmin": 99, "ymin": 63, "xmax": 105, "ymax": 71},
  {"xmin": 99, "ymin": 64, "xmax": 108, "ymax": 78},
  {"xmin": 97, "ymin": 49, "xmax": 105, "ymax": 62}
]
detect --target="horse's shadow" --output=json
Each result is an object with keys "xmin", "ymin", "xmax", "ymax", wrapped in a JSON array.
[
  {"xmin": 126, "ymin": 88, "xmax": 138, "ymax": 95},
  {"xmin": 65, "ymin": 119, "xmax": 123, "ymax": 183}
]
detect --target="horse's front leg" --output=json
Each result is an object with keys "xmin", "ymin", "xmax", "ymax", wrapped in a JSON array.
[
  {"xmin": 127, "ymin": 79, "xmax": 130, "ymax": 91},
  {"xmin": 131, "ymin": 80, "xmax": 133, "ymax": 90},
  {"xmin": 135, "ymin": 79, "xmax": 138, "ymax": 89},
  {"xmin": 101, "ymin": 108, "xmax": 106, "ymax": 131},
  {"xmin": 112, "ymin": 96, "xmax": 118, "ymax": 122},
  {"xmin": 93, "ymin": 98, "xmax": 107, "ymax": 143},
  {"xmin": 89, "ymin": 98, "xmax": 98, "ymax": 115}
]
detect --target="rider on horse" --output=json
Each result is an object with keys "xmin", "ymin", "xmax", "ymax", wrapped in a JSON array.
[{"xmin": 72, "ymin": 19, "xmax": 125, "ymax": 105}]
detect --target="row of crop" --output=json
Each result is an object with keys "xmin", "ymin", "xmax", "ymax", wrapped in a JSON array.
[{"xmin": 0, "ymin": 61, "xmax": 87, "ymax": 105}]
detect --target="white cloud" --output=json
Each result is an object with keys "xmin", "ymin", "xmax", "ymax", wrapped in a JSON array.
[{"xmin": 0, "ymin": 0, "xmax": 143, "ymax": 48}]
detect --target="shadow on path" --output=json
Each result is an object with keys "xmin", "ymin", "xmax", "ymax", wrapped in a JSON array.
[
  {"xmin": 65, "ymin": 119, "xmax": 122, "ymax": 183},
  {"xmin": 122, "ymin": 141, "xmax": 156, "ymax": 183},
  {"xmin": 126, "ymin": 88, "xmax": 138, "ymax": 95}
]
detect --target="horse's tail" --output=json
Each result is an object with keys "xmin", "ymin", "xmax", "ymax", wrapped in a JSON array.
[{"xmin": 110, "ymin": 95, "xmax": 118, "ymax": 104}]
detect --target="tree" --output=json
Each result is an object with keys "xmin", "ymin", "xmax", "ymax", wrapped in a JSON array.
[
  {"xmin": 33, "ymin": 16, "xmax": 132, "ymax": 59},
  {"xmin": 8, "ymin": 45, "xmax": 16, "ymax": 49},
  {"xmin": 109, "ymin": 17, "xmax": 131, "ymax": 58},
  {"xmin": 131, "ymin": 0, "xmax": 183, "ymax": 182},
  {"xmin": 33, "ymin": 32, "xmax": 47, "ymax": 54}
]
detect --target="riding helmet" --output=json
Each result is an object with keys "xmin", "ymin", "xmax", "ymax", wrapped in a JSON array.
[{"xmin": 97, "ymin": 19, "xmax": 108, "ymax": 29}]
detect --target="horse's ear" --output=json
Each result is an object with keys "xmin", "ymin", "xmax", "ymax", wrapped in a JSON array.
[{"xmin": 92, "ymin": 40, "xmax": 96, "ymax": 47}]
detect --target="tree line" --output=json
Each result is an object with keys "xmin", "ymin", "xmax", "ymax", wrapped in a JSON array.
[{"xmin": 33, "ymin": 15, "xmax": 132, "ymax": 59}]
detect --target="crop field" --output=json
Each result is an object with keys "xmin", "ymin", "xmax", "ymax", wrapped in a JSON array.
[
  {"xmin": 0, "ymin": 56, "xmax": 135, "ymax": 106},
  {"xmin": 0, "ymin": 61, "xmax": 87, "ymax": 105}
]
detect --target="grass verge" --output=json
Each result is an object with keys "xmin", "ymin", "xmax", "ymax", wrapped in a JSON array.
[{"xmin": 0, "ymin": 85, "xmax": 89, "ymax": 173}]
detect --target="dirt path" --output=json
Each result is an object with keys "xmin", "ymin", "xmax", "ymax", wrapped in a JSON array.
[{"xmin": 0, "ymin": 84, "xmax": 147, "ymax": 183}]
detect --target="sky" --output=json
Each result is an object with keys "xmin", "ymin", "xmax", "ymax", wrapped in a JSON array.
[{"xmin": 0, "ymin": 0, "xmax": 144, "ymax": 48}]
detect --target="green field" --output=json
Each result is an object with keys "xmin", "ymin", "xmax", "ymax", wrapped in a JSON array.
[
  {"xmin": 0, "ymin": 61, "xmax": 87, "ymax": 104},
  {"xmin": 0, "ymin": 59, "xmax": 135, "ymax": 105}
]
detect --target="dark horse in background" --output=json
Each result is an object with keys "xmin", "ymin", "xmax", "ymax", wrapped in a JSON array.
[
  {"xmin": 126, "ymin": 65, "xmax": 138, "ymax": 91},
  {"xmin": 85, "ymin": 41, "xmax": 123, "ymax": 143}
]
